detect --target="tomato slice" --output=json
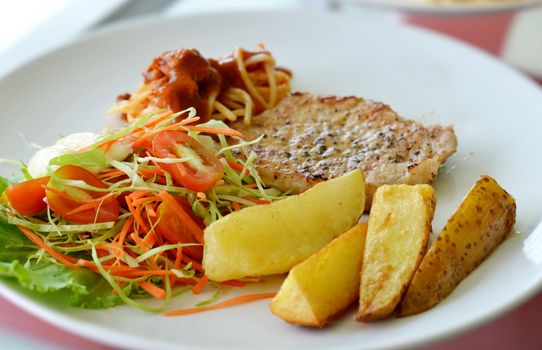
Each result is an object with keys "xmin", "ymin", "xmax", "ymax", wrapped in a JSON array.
[
  {"xmin": 155, "ymin": 197, "xmax": 204, "ymax": 261},
  {"xmin": 5, "ymin": 177, "xmax": 50, "ymax": 216},
  {"xmin": 46, "ymin": 165, "xmax": 120, "ymax": 224},
  {"xmin": 151, "ymin": 130, "xmax": 223, "ymax": 192}
]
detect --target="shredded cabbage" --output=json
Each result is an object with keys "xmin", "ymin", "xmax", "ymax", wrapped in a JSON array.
[{"xmin": 0, "ymin": 106, "xmax": 290, "ymax": 312}]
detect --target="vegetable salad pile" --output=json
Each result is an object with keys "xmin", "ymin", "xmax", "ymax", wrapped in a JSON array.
[{"xmin": 0, "ymin": 108, "xmax": 286, "ymax": 311}]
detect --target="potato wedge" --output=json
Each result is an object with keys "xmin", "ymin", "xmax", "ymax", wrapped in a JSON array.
[
  {"xmin": 357, "ymin": 184, "xmax": 435, "ymax": 322},
  {"xmin": 203, "ymin": 170, "xmax": 365, "ymax": 282},
  {"xmin": 270, "ymin": 222, "xmax": 368, "ymax": 327},
  {"xmin": 398, "ymin": 175, "xmax": 516, "ymax": 317}
]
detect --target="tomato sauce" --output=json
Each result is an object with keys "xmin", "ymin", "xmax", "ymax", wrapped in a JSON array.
[
  {"xmin": 140, "ymin": 48, "xmax": 289, "ymax": 120},
  {"xmin": 143, "ymin": 49, "xmax": 223, "ymax": 121}
]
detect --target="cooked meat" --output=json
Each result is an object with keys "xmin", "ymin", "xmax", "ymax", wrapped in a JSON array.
[{"xmin": 231, "ymin": 93, "xmax": 457, "ymax": 210}]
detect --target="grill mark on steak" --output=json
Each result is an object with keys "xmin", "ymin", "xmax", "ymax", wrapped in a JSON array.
[{"xmin": 232, "ymin": 93, "xmax": 457, "ymax": 210}]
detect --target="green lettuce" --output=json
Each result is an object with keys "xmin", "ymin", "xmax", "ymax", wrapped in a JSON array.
[
  {"xmin": 0, "ymin": 177, "xmax": 10, "ymax": 193},
  {"xmin": 0, "ymin": 219, "xmax": 121, "ymax": 308},
  {"xmin": 49, "ymin": 148, "xmax": 108, "ymax": 172}
]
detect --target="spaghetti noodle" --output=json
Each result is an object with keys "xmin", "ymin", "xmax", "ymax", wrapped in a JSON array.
[{"xmin": 109, "ymin": 45, "xmax": 292, "ymax": 126}]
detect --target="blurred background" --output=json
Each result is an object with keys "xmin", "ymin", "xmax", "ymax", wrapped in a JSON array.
[
  {"xmin": 1, "ymin": 0, "xmax": 542, "ymax": 81},
  {"xmin": 0, "ymin": 0, "xmax": 541, "ymax": 349}
]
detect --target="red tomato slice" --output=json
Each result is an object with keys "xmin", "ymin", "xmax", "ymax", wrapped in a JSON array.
[
  {"xmin": 46, "ymin": 165, "xmax": 120, "ymax": 224},
  {"xmin": 151, "ymin": 130, "xmax": 223, "ymax": 192},
  {"xmin": 156, "ymin": 198, "xmax": 204, "ymax": 261},
  {"xmin": 5, "ymin": 177, "xmax": 50, "ymax": 216}
]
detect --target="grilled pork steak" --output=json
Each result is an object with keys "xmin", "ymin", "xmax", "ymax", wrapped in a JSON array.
[{"xmin": 232, "ymin": 93, "xmax": 457, "ymax": 209}]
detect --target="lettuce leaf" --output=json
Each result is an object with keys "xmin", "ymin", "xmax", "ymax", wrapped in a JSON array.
[
  {"xmin": 49, "ymin": 148, "xmax": 107, "ymax": 172},
  {"xmin": 0, "ymin": 221, "xmax": 36, "ymax": 262},
  {"xmin": 0, "ymin": 260, "xmax": 123, "ymax": 308},
  {"xmin": 0, "ymin": 177, "xmax": 10, "ymax": 193},
  {"xmin": 0, "ymin": 220, "xmax": 121, "ymax": 308},
  {"xmin": 70, "ymin": 273, "xmax": 125, "ymax": 309},
  {"xmin": 0, "ymin": 260, "xmax": 86, "ymax": 293}
]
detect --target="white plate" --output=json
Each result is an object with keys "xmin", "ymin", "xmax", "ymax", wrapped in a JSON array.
[
  {"xmin": 347, "ymin": 0, "xmax": 542, "ymax": 14},
  {"xmin": 1, "ymin": 11, "xmax": 542, "ymax": 350}
]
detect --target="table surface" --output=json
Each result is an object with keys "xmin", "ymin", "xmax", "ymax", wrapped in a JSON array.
[{"xmin": 0, "ymin": 1, "xmax": 541, "ymax": 349}]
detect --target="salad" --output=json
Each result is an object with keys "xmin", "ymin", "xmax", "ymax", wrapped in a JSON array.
[{"xmin": 0, "ymin": 108, "xmax": 286, "ymax": 312}]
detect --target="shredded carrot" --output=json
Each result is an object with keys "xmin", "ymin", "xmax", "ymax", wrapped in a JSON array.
[
  {"xmin": 170, "ymin": 246, "xmax": 183, "ymax": 287},
  {"xmin": 114, "ymin": 269, "xmax": 176, "ymax": 277},
  {"xmin": 145, "ymin": 203, "xmax": 157, "ymax": 217},
  {"xmin": 131, "ymin": 116, "xmax": 203, "ymax": 149},
  {"xmin": 95, "ymin": 243, "xmax": 124, "ymax": 259},
  {"xmin": 174, "ymin": 246, "xmax": 183, "ymax": 270},
  {"xmin": 98, "ymin": 168, "xmax": 123, "ymax": 175},
  {"xmin": 117, "ymin": 216, "xmax": 135, "ymax": 248},
  {"xmin": 138, "ymin": 168, "xmax": 165, "ymax": 179},
  {"xmin": 142, "ymin": 111, "xmax": 174, "ymax": 128},
  {"xmin": 128, "ymin": 190, "xmax": 152, "ymax": 201},
  {"xmin": 135, "ymin": 204, "xmax": 149, "ymax": 231},
  {"xmin": 76, "ymin": 259, "xmax": 131, "ymax": 272},
  {"xmin": 131, "ymin": 196, "xmax": 161, "ymax": 207},
  {"xmin": 143, "ymin": 112, "xmax": 199, "ymax": 129},
  {"xmin": 138, "ymin": 281, "xmax": 166, "ymax": 300},
  {"xmin": 178, "ymin": 116, "xmax": 200, "ymax": 125},
  {"xmin": 95, "ymin": 249, "xmax": 116, "ymax": 265},
  {"xmin": 158, "ymin": 191, "xmax": 204, "ymax": 244},
  {"xmin": 183, "ymin": 125, "xmax": 242, "ymax": 137},
  {"xmin": 77, "ymin": 260, "xmax": 185, "ymax": 279},
  {"xmin": 226, "ymin": 159, "xmax": 246, "ymax": 173},
  {"xmin": 59, "ymin": 243, "xmax": 78, "ymax": 248},
  {"xmin": 10, "ymin": 107, "xmax": 281, "ymax": 313},
  {"xmin": 221, "ymin": 280, "xmax": 247, "ymax": 288},
  {"xmin": 98, "ymin": 170, "xmax": 125, "ymax": 179},
  {"xmin": 17, "ymin": 226, "xmax": 78, "ymax": 270},
  {"xmin": 243, "ymin": 197, "xmax": 270, "ymax": 205},
  {"xmin": 100, "ymin": 174, "xmax": 127, "ymax": 182},
  {"xmin": 130, "ymin": 232, "xmax": 147, "ymax": 252},
  {"xmin": 93, "ymin": 111, "xmax": 195, "ymax": 151},
  {"xmin": 126, "ymin": 196, "xmax": 150, "ymax": 232},
  {"xmin": 130, "ymin": 133, "xmax": 160, "ymax": 149},
  {"xmin": 162, "ymin": 119, "xmax": 203, "ymax": 132},
  {"xmin": 244, "ymin": 183, "xmax": 258, "ymax": 188},
  {"xmin": 65, "ymin": 195, "xmax": 117, "ymax": 216},
  {"xmin": 175, "ymin": 277, "xmax": 197, "ymax": 286},
  {"xmin": 192, "ymin": 276, "xmax": 208, "ymax": 295},
  {"xmin": 141, "ymin": 230, "xmax": 157, "ymax": 249},
  {"xmin": 163, "ymin": 292, "xmax": 277, "ymax": 316},
  {"xmin": 147, "ymin": 256, "xmax": 161, "ymax": 270}
]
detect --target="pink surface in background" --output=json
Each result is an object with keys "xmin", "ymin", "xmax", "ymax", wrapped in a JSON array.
[
  {"xmin": 1, "ymin": 10, "xmax": 542, "ymax": 350},
  {"xmin": 0, "ymin": 296, "xmax": 111, "ymax": 349},
  {"xmin": 1, "ymin": 288, "xmax": 542, "ymax": 349},
  {"xmin": 403, "ymin": 13, "xmax": 515, "ymax": 55},
  {"xmin": 404, "ymin": 12, "xmax": 542, "ymax": 349}
]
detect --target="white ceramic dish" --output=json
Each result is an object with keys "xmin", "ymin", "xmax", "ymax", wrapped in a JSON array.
[
  {"xmin": 0, "ymin": 11, "xmax": 542, "ymax": 350},
  {"xmin": 347, "ymin": 0, "xmax": 542, "ymax": 14}
]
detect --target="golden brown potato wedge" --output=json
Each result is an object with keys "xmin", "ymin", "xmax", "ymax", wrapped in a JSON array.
[
  {"xmin": 357, "ymin": 184, "xmax": 436, "ymax": 322},
  {"xmin": 203, "ymin": 170, "xmax": 365, "ymax": 282},
  {"xmin": 398, "ymin": 175, "xmax": 516, "ymax": 317},
  {"xmin": 270, "ymin": 222, "xmax": 368, "ymax": 327}
]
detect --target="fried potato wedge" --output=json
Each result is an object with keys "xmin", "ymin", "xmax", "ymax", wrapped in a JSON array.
[
  {"xmin": 203, "ymin": 170, "xmax": 365, "ymax": 282},
  {"xmin": 398, "ymin": 175, "xmax": 516, "ymax": 317},
  {"xmin": 357, "ymin": 184, "xmax": 435, "ymax": 322},
  {"xmin": 270, "ymin": 222, "xmax": 368, "ymax": 327}
]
